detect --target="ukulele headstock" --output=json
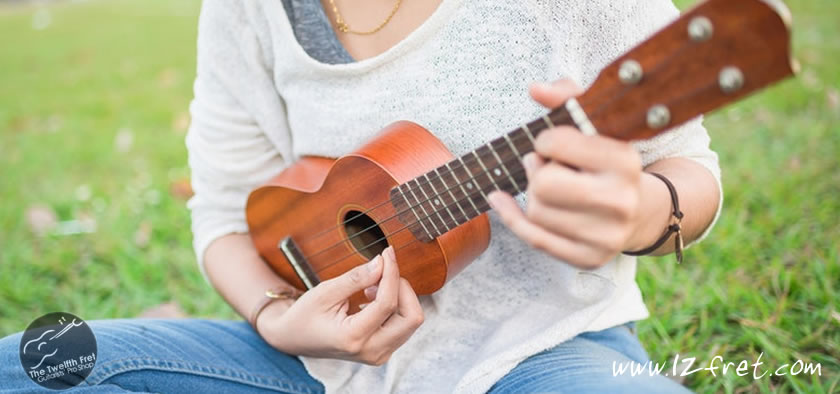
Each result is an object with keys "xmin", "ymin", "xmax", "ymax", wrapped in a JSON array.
[{"xmin": 577, "ymin": 0, "xmax": 797, "ymax": 141}]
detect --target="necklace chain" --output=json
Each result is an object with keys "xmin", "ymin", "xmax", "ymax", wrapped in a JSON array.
[{"xmin": 327, "ymin": 0, "xmax": 403, "ymax": 35}]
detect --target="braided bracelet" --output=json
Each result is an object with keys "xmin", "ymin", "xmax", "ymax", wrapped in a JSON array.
[{"xmin": 623, "ymin": 172, "xmax": 685, "ymax": 263}]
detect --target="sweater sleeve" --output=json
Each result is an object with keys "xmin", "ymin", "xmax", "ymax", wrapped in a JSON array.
[
  {"xmin": 545, "ymin": 0, "xmax": 724, "ymax": 246},
  {"xmin": 185, "ymin": 0, "xmax": 292, "ymax": 278}
]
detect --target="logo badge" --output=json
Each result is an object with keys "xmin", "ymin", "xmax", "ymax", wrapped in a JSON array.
[{"xmin": 19, "ymin": 312, "xmax": 97, "ymax": 390}]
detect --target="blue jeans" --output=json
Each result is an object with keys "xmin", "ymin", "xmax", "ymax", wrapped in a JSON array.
[{"xmin": 0, "ymin": 319, "xmax": 688, "ymax": 393}]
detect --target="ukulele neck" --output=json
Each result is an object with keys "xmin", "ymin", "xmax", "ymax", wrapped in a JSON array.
[
  {"xmin": 389, "ymin": 104, "xmax": 579, "ymax": 242},
  {"xmin": 388, "ymin": 0, "xmax": 797, "ymax": 243}
]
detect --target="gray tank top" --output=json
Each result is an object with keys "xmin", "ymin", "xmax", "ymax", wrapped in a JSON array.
[{"xmin": 281, "ymin": 0, "xmax": 355, "ymax": 64}]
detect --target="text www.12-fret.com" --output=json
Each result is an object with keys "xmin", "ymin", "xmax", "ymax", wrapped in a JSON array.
[{"xmin": 612, "ymin": 353, "xmax": 821, "ymax": 379}]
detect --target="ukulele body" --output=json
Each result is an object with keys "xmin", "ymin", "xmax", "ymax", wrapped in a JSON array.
[{"xmin": 246, "ymin": 121, "xmax": 491, "ymax": 309}]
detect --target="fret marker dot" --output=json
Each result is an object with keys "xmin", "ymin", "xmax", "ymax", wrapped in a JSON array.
[
  {"xmin": 434, "ymin": 199, "xmax": 440, "ymax": 205},
  {"xmin": 494, "ymin": 168, "xmax": 502, "ymax": 177},
  {"xmin": 466, "ymin": 182, "xmax": 473, "ymax": 189}
]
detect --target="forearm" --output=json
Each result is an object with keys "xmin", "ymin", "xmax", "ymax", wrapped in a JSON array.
[
  {"xmin": 626, "ymin": 157, "xmax": 721, "ymax": 255},
  {"xmin": 204, "ymin": 234, "xmax": 295, "ymax": 320}
]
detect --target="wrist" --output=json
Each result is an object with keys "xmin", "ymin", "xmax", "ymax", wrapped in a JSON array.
[
  {"xmin": 255, "ymin": 297, "xmax": 295, "ymax": 344},
  {"xmin": 250, "ymin": 286, "xmax": 301, "ymax": 341},
  {"xmin": 624, "ymin": 172, "xmax": 673, "ymax": 251}
]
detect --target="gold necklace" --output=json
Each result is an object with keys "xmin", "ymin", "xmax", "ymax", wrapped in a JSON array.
[{"xmin": 327, "ymin": 0, "xmax": 403, "ymax": 35}]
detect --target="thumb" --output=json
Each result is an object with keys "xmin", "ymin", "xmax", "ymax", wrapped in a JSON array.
[
  {"xmin": 529, "ymin": 79, "xmax": 584, "ymax": 109},
  {"xmin": 317, "ymin": 254, "xmax": 384, "ymax": 306}
]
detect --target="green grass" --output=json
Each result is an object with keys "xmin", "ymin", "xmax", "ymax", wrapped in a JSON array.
[{"xmin": 1, "ymin": 0, "xmax": 837, "ymax": 392}]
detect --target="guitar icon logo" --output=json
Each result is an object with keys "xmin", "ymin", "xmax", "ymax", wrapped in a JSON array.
[
  {"xmin": 18, "ymin": 312, "xmax": 98, "ymax": 390},
  {"xmin": 22, "ymin": 317, "xmax": 84, "ymax": 370}
]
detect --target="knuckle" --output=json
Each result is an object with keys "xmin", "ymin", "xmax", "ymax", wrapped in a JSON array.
[
  {"xmin": 620, "ymin": 146, "xmax": 642, "ymax": 173},
  {"xmin": 375, "ymin": 297, "xmax": 398, "ymax": 314},
  {"xmin": 348, "ymin": 267, "xmax": 364, "ymax": 284},
  {"xmin": 528, "ymin": 236, "xmax": 548, "ymax": 252},
  {"xmin": 613, "ymin": 199, "xmax": 635, "ymax": 221},
  {"xmin": 341, "ymin": 338, "xmax": 364, "ymax": 355},
  {"xmin": 579, "ymin": 255, "xmax": 604, "ymax": 270},
  {"xmin": 538, "ymin": 143, "xmax": 561, "ymax": 161},
  {"xmin": 359, "ymin": 353, "xmax": 378, "ymax": 365},
  {"xmin": 618, "ymin": 142, "xmax": 637, "ymax": 157},
  {"xmin": 374, "ymin": 354, "xmax": 392, "ymax": 366},
  {"xmin": 525, "ymin": 200, "xmax": 541, "ymax": 220},
  {"xmin": 410, "ymin": 310, "xmax": 425, "ymax": 328},
  {"xmin": 577, "ymin": 261, "xmax": 596, "ymax": 270},
  {"xmin": 586, "ymin": 260, "xmax": 605, "ymax": 270},
  {"xmin": 593, "ymin": 224, "xmax": 628, "ymax": 252},
  {"xmin": 601, "ymin": 231, "xmax": 625, "ymax": 252},
  {"xmin": 598, "ymin": 252, "xmax": 614, "ymax": 266},
  {"xmin": 359, "ymin": 349, "xmax": 390, "ymax": 366},
  {"xmin": 599, "ymin": 193, "xmax": 635, "ymax": 222},
  {"xmin": 532, "ymin": 183, "xmax": 551, "ymax": 203},
  {"xmin": 623, "ymin": 196, "xmax": 640, "ymax": 221},
  {"xmin": 384, "ymin": 298, "xmax": 399, "ymax": 313}
]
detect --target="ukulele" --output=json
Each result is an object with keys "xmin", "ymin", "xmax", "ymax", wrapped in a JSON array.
[{"xmin": 246, "ymin": 0, "xmax": 796, "ymax": 310}]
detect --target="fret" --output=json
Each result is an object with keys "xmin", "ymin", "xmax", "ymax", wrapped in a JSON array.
[
  {"xmin": 509, "ymin": 128, "xmax": 537, "ymax": 158},
  {"xmin": 445, "ymin": 162, "xmax": 480, "ymax": 215},
  {"xmin": 397, "ymin": 184, "xmax": 434, "ymax": 240},
  {"xmin": 503, "ymin": 133, "xmax": 524, "ymax": 161},
  {"xmin": 434, "ymin": 167, "xmax": 468, "ymax": 222},
  {"xmin": 423, "ymin": 173, "xmax": 460, "ymax": 227},
  {"xmin": 413, "ymin": 178, "xmax": 449, "ymax": 233},
  {"xmin": 487, "ymin": 141, "xmax": 523, "ymax": 194},
  {"xmin": 458, "ymin": 156, "xmax": 490, "ymax": 204},
  {"xmin": 502, "ymin": 133, "xmax": 531, "ymax": 193},
  {"xmin": 542, "ymin": 114, "xmax": 556, "ymax": 128},
  {"xmin": 472, "ymin": 150, "xmax": 501, "ymax": 192},
  {"xmin": 520, "ymin": 123, "xmax": 537, "ymax": 145},
  {"xmin": 406, "ymin": 182, "xmax": 440, "ymax": 237}
]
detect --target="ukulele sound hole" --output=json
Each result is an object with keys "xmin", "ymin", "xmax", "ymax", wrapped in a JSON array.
[{"xmin": 343, "ymin": 210, "xmax": 389, "ymax": 260}]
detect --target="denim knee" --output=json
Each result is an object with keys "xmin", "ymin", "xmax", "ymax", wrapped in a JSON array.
[{"xmin": 0, "ymin": 330, "xmax": 39, "ymax": 393}]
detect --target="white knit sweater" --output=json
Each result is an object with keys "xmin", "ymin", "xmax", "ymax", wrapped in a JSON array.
[{"xmin": 186, "ymin": 0, "xmax": 722, "ymax": 392}]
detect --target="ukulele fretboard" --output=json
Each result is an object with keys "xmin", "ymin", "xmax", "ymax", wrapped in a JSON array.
[{"xmin": 389, "ymin": 105, "xmax": 578, "ymax": 242}]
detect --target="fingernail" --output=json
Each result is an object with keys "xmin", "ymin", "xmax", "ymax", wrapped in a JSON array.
[
  {"xmin": 486, "ymin": 192, "xmax": 499, "ymax": 209},
  {"xmin": 524, "ymin": 153, "xmax": 541, "ymax": 173},
  {"xmin": 359, "ymin": 303, "xmax": 369, "ymax": 310},
  {"xmin": 367, "ymin": 256, "xmax": 382, "ymax": 272},
  {"xmin": 364, "ymin": 285, "xmax": 378, "ymax": 300},
  {"xmin": 386, "ymin": 246, "xmax": 396, "ymax": 260}
]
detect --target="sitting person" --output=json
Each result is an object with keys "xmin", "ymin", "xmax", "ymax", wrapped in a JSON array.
[{"xmin": 0, "ymin": 0, "xmax": 721, "ymax": 392}]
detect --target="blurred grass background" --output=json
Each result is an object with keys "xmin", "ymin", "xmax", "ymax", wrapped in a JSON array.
[{"xmin": 0, "ymin": 0, "xmax": 837, "ymax": 392}]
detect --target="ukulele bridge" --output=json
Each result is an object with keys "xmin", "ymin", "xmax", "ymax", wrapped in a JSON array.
[{"xmin": 278, "ymin": 237, "xmax": 320, "ymax": 290}]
